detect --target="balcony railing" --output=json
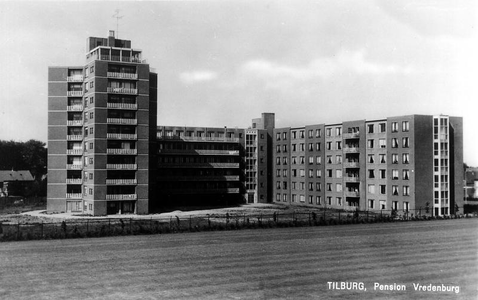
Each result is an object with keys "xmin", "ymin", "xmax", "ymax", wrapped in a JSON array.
[
  {"xmin": 107, "ymin": 149, "xmax": 138, "ymax": 155},
  {"xmin": 106, "ymin": 179, "xmax": 138, "ymax": 185},
  {"xmin": 66, "ymin": 164, "xmax": 83, "ymax": 170},
  {"xmin": 106, "ymin": 133, "xmax": 137, "ymax": 140},
  {"xmin": 67, "ymin": 120, "xmax": 83, "ymax": 126},
  {"xmin": 344, "ymin": 162, "xmax": 360, "ymax": 168},
  {"xmin": 345, "ymin": 191, "xmax": 360, "ymax": 197},
  {"xmin": 67, "ymin": 90, "xmax": 83, "ymax": 97},
  {"xmin": 157, "ymin": 149, "xmax": 240, "ymax": 155},
  {"xmin": 156, "ymin": 175, "xmax": 240, "ymax": 182},
  {"xmin": 67, "ymin": 75, "xmax": 84, "ymax": 82},
  {"xmin": 106, "ymin": 194, "xmax": 137, "ymax": 200},
  {"xmin": 67, "ymin": 135, "xmax": 83, "ymax": 141},
  {"xmin": 66, "ymin": 193, "xmax": 82, "ymax": 199},
  {"xmin": 66, "ymin": 178, "xmax": 83, "ymax": 184},
  {"xmin": 159, "ymin": 188, "xmax": 240, "ymax": 195},
  {"xmin": 107, "ymin": 118, "xmax": 137, "ymax": 125},
  {"xmin": 343, "ymin": 147, "xmax": 360, "ymax": 153},
  {"xmin": 343, "ymin": 132, "xmax": 360, "ymax": 139},
  {"xmin": 67, "ymin": 105, "xmax": 83, "ymax": 111},
  {"xmin": 344, "ymin": 176, "xmax": 360, "ymax": 182},
  {"xmin": 106, "ymin": 164, "xmax": 137, "ymax": 170},
  {"xmin": 107, "ymin": 72, "xmax": 138, "ymax": 80},
  {"xmin": 107, "ymin": 103, "xmax": 138, "ymax": 110},
  {"xmin": 67, "ymin": 149, "xmax": 83, "ymax": 155},
  {"xmin": 107, "ymin": 87, "xmax": 137, "ymax": 95},
  {"xmin": 158, "ymin": 163, "xmax": 240, "ymax": 169},
  {"xmin": 158, "ymin": 135, "xmax": 240, "ymax": 143}
]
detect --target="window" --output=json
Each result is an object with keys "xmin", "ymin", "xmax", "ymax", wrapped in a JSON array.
[
  {"xmin": 283, "ymin": 145, "xmax": 288, "ymax": 152},
  {"xmin": 89, "ymin": 157, "xmax": 93, "ymax": 164},
  {"xmin": 292, "ymin": 157, "xmax": 297, "ymax": 165},
  {"xmin": 403, "ymin": 202, "xmax": 410, "ymax": 211},
  {"xmin": 392, "ymin": 170, "xmax": 399, "ymax": 180},
  {"xmin": 292, "ymin": 194, "xmax": 296, "ymax": 202},
  {"xmin": 90, "ymin": 97, "xmax": 94, "ymax": 104},
  {"xmin": 90, "ymin": 65, "xmax": 94, "ymax": 73},
  {"xmin": 391, "ymin": 138, "xmax": 398, "ymax": 148},
  {"xmin": 308, "ymin": 156, "xmax": 314, "ymax": 164},
  {"xmin": 89, "ymin": 127, "xmax": 93, "ymax": 135},
  {"xmin": 316, "ymin": 183, "xmax": 321, "ymax": 191},
  {"xmin": 333, "ymin": 169, "xmax": 341, "ymax": 178},
  {"xmin": 380, "ymin": 200, "xmax": 386, "ymax": 210},
  {"xmin": 403, "ymin": 186, "xmax": 410, "ymax": 196},
  {"xmin": 283, "ymin": 182, "xmax": 287, "ymax": 190},
  {"xmin": 299, "ymin": 169, "xmax": 305, "ymax": 177},
  {"xmin": 336, "ymin": 141, "xmax": 342, "ymax": 150},
  {"xmin": 316, "ymin": 170, "xmax": 322, "ymax": 178},
  {"xmin": 337, "ymin": 197, "xmax": 342, "ymax": 206},
  {"xmin": 292, "ymin": 169, "xmax": 297, "ymax": 177},
  {"xmin": 309, "ymin": 195, "xmax": 313, "ymax": 204},
  {"xmin": 380, "ymin": 169, "xmax": 386, "ymax": 179},
  {"xmin": 368, "ymin": 169, "xmax": 375, "ymax": 179},
  {"xmin": 291, "ymin": 182, "xmax": 296, "ymax": 190},
  {"xmin": 300, "ymin": 156, "xmax": 305, "ymax": 164},
  {"xmin": 327, "ymin": 183, "xmax": 332, "ymax": 191},
  {"xmin": 89, "ymin": 188, "xmax": 93, "ymax": 195},
  {"xmin": 300, "ymin": 130, "xmax": 305, "ymax": 138},
  {"xmin": 402, "ymin": 153, "xmax": 410, "ymax": 164},
  {"xmin": 326, "ymin": 142, "xmax": 332, "ymax": 150},
  {"xmin": 316, "ymin": 156, "xmax": 322, "ymax": 164},
  {"xmin": 367, "ymin": 139, "xmax": 374, "ymax": 149},
  {"xmin": 379, "ymin": 123, "xmax": 386, "ymax": 132},
  {"xmin": 283, "ymin": 132, "xmax": 287, "ymax": 140},
  {"xmin": 316, "ymin": 129, "xmax": 321, "ymax": 137},
  {"xmin": 292, "ymin": 144, "xmax": 297, "ymax": 152},
  {"xmin": 336, "ymin": 127, "xmax": 342, "ymax": 136},
  {"xmin": 276, "ymin": 157, "xmax": 281, "ymax": 165},
  {"xmin": 391, "ymin": 122, "xmax": 398, "ymax": 132},
  {"xmin": 283, "ymin": 157, "xmax": 288, "ymax": 165},
  {"xmin": 367, "ymin": 124, "xmax": 374, "ymax": 133},
  {"xmin": 327, "ymin": 169, "xmax": 333, "ymax": 177},
  {"xmin": 308, "ymin": 182, "xmax": 314, "ymax": 191},
  {"xmin": 89, "ymin": 173, "xmax": 93, "ymax": 180},
  {"xmin": 276, "ymin": 194, "xmax": 281, "ymax": 202},
  {"xmin": 326, "ymin": 128, "xmax": 332, "ymax": 137},
  {"xmin": 276, "ymin": 169, "xmax": 281, "ymax": 177},
  {"xmin": 89, "ymin": 142, "xmax": 93, "ymax": 150},
  {"xmin": 402, "ymin": 137, "xmax": 410, "ymax": 148},
  {"xmin": 380, "ymin": 185, "xmax": 386, "ymax": 194},
  {"xmin": 402, "ymin": 121, "xmax": 409, "ymax": 132},
  {"xmin": 379, "ymin": 154, "xmax": 386, "ymax": 164},
  {"xmin": 89, "ymin": 112, "xmax": 94, "ymax": 119},
  {"xmin": 292, "ymin": 131, "xmax": 297, "ymax": 139},
  {"xmin": 403, "ymin": 169, "xmax": 409, "ymax": 180},
  {"xmin": 300, "ymin": 144, "xmax": 305, "ymax": 151},
  {"xmin": 316, "ymin": 143, "xmax": 321, "ymax": 151},
  {"xmin": 276, "ymin": 133, "xmax": 281, "ymax": 141},
  {"xmin": 368, "ymin": 184, "xmax": 375, "ymax": 194},
  {"xmin": 392, "ymin": 154, "xmax": 399, "ymax": 164},
  {"xmin": 308, "ymin": 130, "xmax": 313, "ymax": 138},
  {"xmin": 89, "ymin": 81, "xmax": 94, "ymax": 88},
  {"xmin": 368, "ymin": 155, "xmax": 375, "ymax": 164},
  {"xmin": 379, "ymin": 139, "xmax": 386, "ymax": 148},
  {"xmin": 283, "ymin": 169, "xmax": 288, "ymax": 177},
  {"xmin": 392, "ymin": 185, "xmax": 399, "ymax": 196},
  {"xmin": 392, "ymin": 201, "xmax": 399, "ymax": 210},
  {"xmin": 316, "ymin": 196, "xmax": 321, "ymax": 205},
  {"xmin": 308, "ymin": 170, "xmax": 314, "ymax": 178},
  {"xmin": 283, "ymin": 194, "xmax": 288, "ymax": 202},
  {"xmin": 368, "ymin": 199, "xmax": 374, "ymax": 209},
  {"xmin": 327, "ymin": 155, "xmax": 332, "ymax": 164},
  {"xmin": 336, "ymin": 183, "xmax": 342, "ymax": 192},
  {"xmin": 308, "ymin": 143, "xmax": 314, "ymax": 151}
]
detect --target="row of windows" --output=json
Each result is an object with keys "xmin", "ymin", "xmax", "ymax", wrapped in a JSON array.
[
  {"xmin": 276, "ymin": 153, "xmax": 410, "ymax": 166},
  {"xmin": 275, "ymin": 137, "xmax": 410, "ymax": 152},
  {"xmin": 368, "ymin": 200, "xmax": 410, "ymax": 210}
]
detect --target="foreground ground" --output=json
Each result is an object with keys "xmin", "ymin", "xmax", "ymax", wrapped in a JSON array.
[{"xmin": 0, "ymin": 219, "xmax": 477, "ymax": 300}]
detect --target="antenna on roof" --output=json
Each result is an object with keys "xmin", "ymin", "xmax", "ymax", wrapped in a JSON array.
[{"xmin": 112, "ymin": 9, "xmax": 124, "ymax": 38}]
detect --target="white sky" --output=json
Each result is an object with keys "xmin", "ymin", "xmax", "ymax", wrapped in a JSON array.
[{"xmin": 0, "ymin": 0, "xmax": 477, "ymax": 165}]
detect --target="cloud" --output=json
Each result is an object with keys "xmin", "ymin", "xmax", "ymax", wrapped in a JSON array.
[
  {"xmin": 239, "ymin": 49, "xmax": 415, "ymax": 92},
  {"xmin": 179, "ymin": 70, "xmax": 218, "ymax": 84}
]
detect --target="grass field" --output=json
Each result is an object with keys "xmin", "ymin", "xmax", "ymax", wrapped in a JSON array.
[{"xmin": 0, "ymin": 219, "xmax": 477, "ymax": 300}]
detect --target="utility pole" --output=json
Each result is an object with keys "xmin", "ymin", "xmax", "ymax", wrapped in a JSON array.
[{"xmin": 112, "ymin": 9, "xmax": 124, "ymax": 38}]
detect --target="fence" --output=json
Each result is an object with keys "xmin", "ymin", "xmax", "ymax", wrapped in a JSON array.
[{"xmin": 0, "ymin": 208, "xmax": 474, "ymax": 242}]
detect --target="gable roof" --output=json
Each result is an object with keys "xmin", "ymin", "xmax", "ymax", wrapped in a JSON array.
[{"xmin": 0, "ymin": 170, "xmax": 34, "ymax": 182}]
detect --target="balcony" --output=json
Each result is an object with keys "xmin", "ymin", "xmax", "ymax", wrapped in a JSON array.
[
  {"xmin": 107, "ymin": 149, "xmax": 138, "ymax": 155},
  {"xmin": 67, "ymin": 149, "xmax": 83, "ymax": 155},
  {"xmin": 158, "ymin": 135, "xmax": 240, "ymax": 143},
  {"xmin": 67, "ymin": 90, "xmax": 83, "ymax": 97},
  {"xmin": 156, "ymin": 175, "xmax": 240, "ymax": 182},
  {"xmin": 157, "ymin": 149, "xmax": 240, "ymax": 155},
  {"xmin": 107, "ymin": 87, "xmax": 137, "ymax": 95},
  {"xmin": 67, "ymin": 105, "xmax": 83, "ymax": 111},
  {"xmin": 345, "ymin": 190, "xmax": 360, "ymax": 197},
  {"xmin": 157, "ymin": 163, "xmax": 240, "ymax": 169},
  {"xmin": 107, "ymin": 118, "xmax": 137, "ymax": 125},
  {"xmin": 344, "ymin": 176, "xmax": 360, "ymax": 182},
  {"xmin": 343, "ymin": 132, "xmax": 360, "ymax": 139},
  {"xmin": 67, "ymin": 75, "xmax": 84, "ymax": 82},
  {"xmin": 107, "ymin": 103, "xmax": 138, "ymax": 110},
  {"xmin": 106, "ymin": 194, "xmax": 137, "ymax": 200},
  {"xmin": 106, "ymin": 164, "xmax": 137, "ymax": 170},
  {"xmin": 107, "ymin": 72, "xmax": 138, "ymax": 80},
  {"xmin": 66, "ymin": 164, "xmax": 83, "ymax": 170},
  {"xmin": 67, "ymin": 120, "xmax": 83, "ymax": 126},
  {"xmin": 107, "ymin": 133, "xmax": 137, "ymax": 140},
  {"xmin": 344, "ymin": 162, "xmax": 360, "ymax": 168},
  {"xmin": 106, "ymin": 179, "xmax": 137, "ymax": 185},
  {"xmin": 66, "ymin": 193, "xmax": 82, "ymax": 199},
  {"xmin": 66, "ymin": 178, "xmax": 83, "ymax": 184},
  {"xmin": 159, "ymin": 188, "xmax": 240, "ymax": 195},
  {"xmin": 343, "ymin": 147, "xmax": 360, "ymax": 153},
  {"xmin": 67, "ymin": 135, "xmax": 83, "ymax": 141}
]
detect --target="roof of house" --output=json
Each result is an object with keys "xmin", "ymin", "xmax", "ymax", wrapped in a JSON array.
[{"xmin": 0, "ymin": 170, "xmax": 34, "ymax": 182}]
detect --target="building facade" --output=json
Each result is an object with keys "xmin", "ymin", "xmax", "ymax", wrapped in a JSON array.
[
  {"xmin": 273, "ymin": 115, "xmax": 463, "ymax": 217},
  {"xmin": 48, "ymin": 31, "xmax": 157, "ymax": 215}
]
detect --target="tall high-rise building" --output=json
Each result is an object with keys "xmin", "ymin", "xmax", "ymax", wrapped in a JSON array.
[
  {"xmin": 48, "ymin": 31, "xmax": 157, "ymax": 215},
  {"xmin": 272, "ymin": 115, "xmax": 464, "ymax": 216}
]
